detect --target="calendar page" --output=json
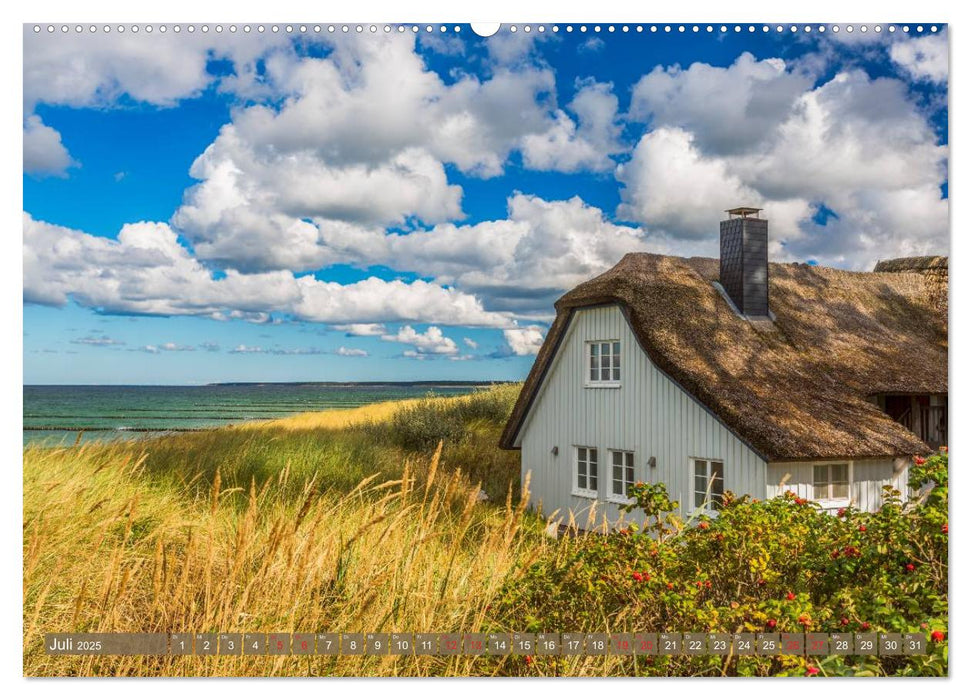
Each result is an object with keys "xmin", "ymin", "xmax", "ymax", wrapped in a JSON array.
[{"xmin": 22, "ymin": 18, "xmax": 949, "ymax": 680}]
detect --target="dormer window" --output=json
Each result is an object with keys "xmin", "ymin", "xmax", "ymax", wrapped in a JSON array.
[{"xmin": 587, "ymin": 340, "xmax": 621, "ymax": 386}]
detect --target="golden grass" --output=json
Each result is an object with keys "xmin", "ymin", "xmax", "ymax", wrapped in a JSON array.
[
  {"xmin": 22, "ymin": 389, "xmax": 569, "ymax": 677},
  {"xmin": 249, "ymin": 391, "xmax": 506, "ymax": 432},
  {"xmin": 242, "ymin": 398, "xmax": 430, "ymax": 431}
]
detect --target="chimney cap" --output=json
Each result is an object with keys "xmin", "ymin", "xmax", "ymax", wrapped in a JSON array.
[{"xmin": 725, "ymin": 206, "xmax": 763, "ymax": 219}]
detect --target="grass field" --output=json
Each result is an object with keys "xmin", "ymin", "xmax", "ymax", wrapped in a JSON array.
[
  {"xmin": 23, "ymin": 383, "xmax": 947, "ymax": 677},
  {"xmin": 22, "ymin": 384, "xmax": 568, "ymax": 677}
]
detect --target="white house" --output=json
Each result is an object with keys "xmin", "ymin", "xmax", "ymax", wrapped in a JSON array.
[{"xmin": 500, "ymin": 208, "xmax": 948, "ymax": 529}]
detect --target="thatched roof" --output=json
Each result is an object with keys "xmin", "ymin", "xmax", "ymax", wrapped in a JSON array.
[
  {"xmin": 874, "ymin": 256, "xmax": 948, "ymax": 273},
  {"xmin": 500, "ymin": 254, "xmax": 948, "ymax": 462}
]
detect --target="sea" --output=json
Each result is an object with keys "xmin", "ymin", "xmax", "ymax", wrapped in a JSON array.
[{"xmin": 23, "ymin": 383, "xmax": 485, "ymax": 446}]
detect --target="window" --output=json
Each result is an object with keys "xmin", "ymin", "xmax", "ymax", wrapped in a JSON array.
[
  {"xmin": 693, "ymin": 459, "xmax": 724, "ymax": 511},
  {"xmin": 588, "ymin": 341, "xmax": 621, "ymax": 384},
  {"xmin": 610, "ymin": 450, "xmax": 636, "ymax": 501},
  {"xmin": 813, "ymin": 463, "xmax": 849, "ymax": 501},
  {"xmin": 574, "ymin": 447, "xmax": 598, "ymax": 497}
]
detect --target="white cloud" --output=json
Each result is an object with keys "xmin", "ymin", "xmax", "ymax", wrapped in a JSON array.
[
  {"xmin": 23, "ymin": 116, "xmax": 76, "ymax": 177},
  {"xmin": 173, "ymin": 129, "xmax": 462, "ymax": 271},
  {"xmin": 520, "ymin": 79, "xmax": 623, "ymax": 172},
  {"xmin": 23, "ymin": 28, "xmax": 289, "ymax": 110},
  {"xmin": 336, "ymin": 346, "xmax": 369, "ymax": 357},
  {"xmin": 230, "ymin": 344, "xmax": 265, "ymax": 354},
  {"xmin": 503, "ymin": 326, "xmax": 545, "ymax": 356},
  {"xmin": 463, "ymin": 337, "xmax": 478, "ymax": 349},
  {"xmin": 381, "ymin": 325, "xmax": 458, "ymax": 356},
  {"xmin": 619, "ymin": 66, "xmax": 948, "ymax": 268},
  {"xmin": 334, "ymin": 323, "xmax": 386, "ymax": 337},
  {"xmin": 137, "ymin": 342, "xmax": 195, "ymax": 353},
  {"xmin": 71, "ymin": 335, "xmax": 124, "ymax": 346},
  {"xmin": 169, "ymin": 32, "xmax": 605, "ymax": 274},
  {"xmin": 387, "ymin": 193, "xmax": 656, "ymax": 314},
  {"xmin": 617, "ymin": 127, "xmax": 769, "ymax": 240},
  {"xmin": 629, "ymin": 52, "xmax": 812, "ymax": 154},
  {"xmin": 890, "ymin": 34, "xmax": 948, "ymax": 84},
  {"xmin": 23, "ymin": 213, "xmax": 511, "ymax": 327}
]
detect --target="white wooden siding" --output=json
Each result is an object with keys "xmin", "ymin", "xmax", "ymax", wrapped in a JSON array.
[
  {"xmin": 518, "ymin": 304, "xmax": 768, "ymax": 529},
  {"xmin": 765, "ymin": 458, "xmax": 910, "ymax": 513}
]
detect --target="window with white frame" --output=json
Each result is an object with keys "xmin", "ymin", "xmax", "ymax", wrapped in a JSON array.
[
  {"xmin": 574, "ymin": 446, "xmax": 598, "ymax": 497},
  {"xmin": 813, "ymin": 463, "xmax": 849, "ymax": 501},
  {"xmin": 693, "ymin": 458, "xmax": 724, "ymax": 511},
  {"xmin": 587, "ymin": 341, "xmax": 621, "ymax": 384},
  {"xmin": 610, "ymin": 450, "xmax": 636, "ymax": 500}
]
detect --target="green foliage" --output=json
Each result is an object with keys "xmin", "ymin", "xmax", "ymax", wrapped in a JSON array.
[
  {"xmin": 367, "ymin": 384, "xmax": 519, "ymax": 453},
  {"xmin": 493, "ymin": 451, "xmax": 949, "ymax": 677}
]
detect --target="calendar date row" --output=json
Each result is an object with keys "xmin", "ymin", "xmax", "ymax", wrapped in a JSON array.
[{"xmin": 46, "ymin": 632, "xmax": 932, "ymax": 657}]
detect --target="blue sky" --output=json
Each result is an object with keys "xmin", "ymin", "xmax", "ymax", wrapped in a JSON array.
[{"xmin": 23, "ymin": 23, "xmax": 949, "ymax": 384}]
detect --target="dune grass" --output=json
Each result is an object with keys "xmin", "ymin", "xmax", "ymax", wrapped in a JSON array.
[{"xmin": 23, "ymin": 384, "xmax": 561, "ymax": 677}]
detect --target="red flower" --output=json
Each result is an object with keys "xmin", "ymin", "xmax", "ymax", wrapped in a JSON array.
[
  {"xmin": 942, "ymin": 523, "xmax": 949, "ymax": 534},
  {"xmin": 806, "ymin": 666, "xmax": 820, "ymax": 676},
  {"xmin": 666, "ymin": 582, "xmax": 674, "ymax": 590},
  {"xmin": 858, "ymin": 525, "xmax": 867, "ymax": 532},
  {"xmin": 698, "ymin": 521, "xmax": 710, "ymax": 530},
  {"xmin": 861, "ymin": 622, "xmax": 871, "ymax": 631},
  {"xmin": 830, "ymin": 549, "xmax": 840, "ymax": 559},
  {"xmin": 767, "ymin": 619, "xmax": 777, "ymax": 628},
  {"xmin": 525, "ymin": 655, "xmax": 533, "ymax": 665},
  {"xmin": 715, "ymin": 533, "xmax": 725, "ymax": 541},
  {"xmin": 695, "ymin": 580, "xmax": 703, "ymax": 588},
  {"xmin": 757, "ymin": 578, "xmax": 766, "ymax": 586},
  {"xmin": 840, "ymin": 617, "xmax": 849, "ymax": 627},
  {"xmin": 914, "ymin": 456, "xmax": 927, "ymax": 466},
  {"xmin": 786, "ymin": 591, "xmax": 796, "ymax": 601},
  {"xmin": 705, "ymin": 580, "xmax": 712, "ymax": 589},
  {"xmin": 837, "ymin": 507, "xmax": 847, "ymax": 518},
  {"xmin": 798, "ymin": 614, "xmax": 811, "ymax": 627},
  {"xmin": 633, "ymin": 572, "xmax": 644, "ymax": 582},
  {"xmin": 794, "ymin": 497, "xmax": 807, "ymax": 506},
  {"xmin": 931, "ymin": 631, "xmax": 945, "ymax": 643},
  {"xmin": 905, "ymin": 563, "xmax": 915, "ymax": 572}
]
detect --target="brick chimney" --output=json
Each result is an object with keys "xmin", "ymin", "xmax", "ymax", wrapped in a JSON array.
[{"xmin": 720, "ymin": 207, "xmax": 769, "ymax": 318}]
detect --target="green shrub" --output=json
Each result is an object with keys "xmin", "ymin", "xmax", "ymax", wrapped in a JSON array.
[{"xmin": 492, "ymin": 450, "xmax": 949, "ymax": 677}]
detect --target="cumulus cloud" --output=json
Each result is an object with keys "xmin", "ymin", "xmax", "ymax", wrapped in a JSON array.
[
  {"xmin": 23, "ymin": 27, "xmax": 290, "ymax": 110},
  {"xmin": 169, "ymin": 32, "xmax": 619, "ymax": 274},
  {"xmin": 619, "ymin": 65, "xmax": 948, "ymax": 268},
  {"xmin": 503, "ymin": 325, "xmax": 545, "ymax": 356},
  {"xmin": 23, "ymin": 213, "xmax": 511, "ymax": 327},
  {"xmin": 520, "ymin": 79, "xmax": 623, "ymax": 172},
  {"xmin": 381, "ymin": 325, "xmax": 458, "ymax": 356},
  {"xmin": 890, "ymin": 33, "xmax": 948, "ymax": 84},
  {"xmin": 22, "ymin": 28, "xmax": 291, "ymax": 177},
  {"xmin": 336, "ymin": 346, "xmax": 369, "ymax": 357},
  {"xmin": 23, "ymin": 116, "xmax": 76, "ymax": 177},
  {"xmin": 387, "ymin": 193, "xmax": 657, "ymax": 314},
  {"xmin": 629, "ymin": 52, "xmax": 812, "ymax": 155},
  {"xmin": 334, "ymin": 323, "xmax": 386, "ymax": 337}
]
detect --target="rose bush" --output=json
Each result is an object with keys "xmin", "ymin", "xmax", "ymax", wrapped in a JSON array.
[{"xmin": 492, "ymin": 451, "xmax": 948, "ymax": 676}]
